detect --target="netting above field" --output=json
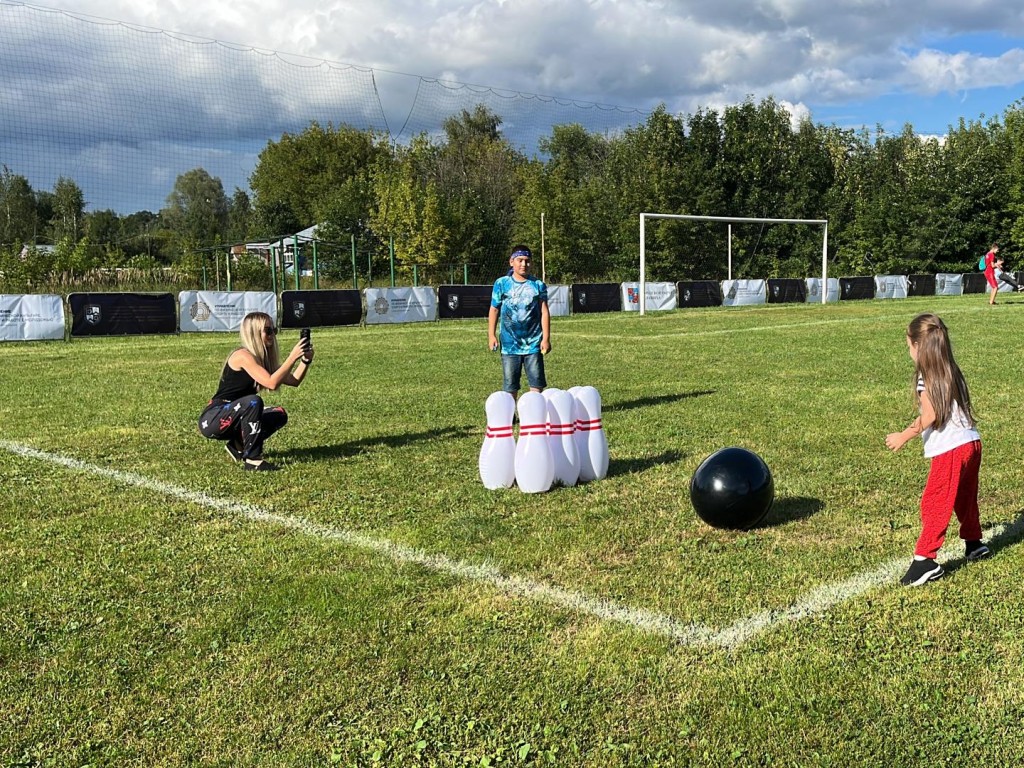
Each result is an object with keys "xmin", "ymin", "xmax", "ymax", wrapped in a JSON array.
[{"xmin": 0, "ymin": 2, "xmax": 648, "ymax": 220}]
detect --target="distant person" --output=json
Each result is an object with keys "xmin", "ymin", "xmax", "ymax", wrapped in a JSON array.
[
  {"xmin": 885, "ymin": 313, "xmax": 989, "ymax": 586},
  {"xmin": 994, "ymin": 256, "xmax": 1023, "ymax": 292},
  {"xmin": 983, "ymin": 243, "xmax": 1000, "ymax": 305},
  {"xmin": 197, "ymin": 311, "xmax": 313, "ymax": 471},
  {"xmin": 487, "ymin": 245, "xmax": 550, "ymax": 398}
]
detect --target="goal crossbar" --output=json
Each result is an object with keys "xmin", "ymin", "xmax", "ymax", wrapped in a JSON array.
[{"xmin": 638, "ymin": 213, "xmax": 830, "ymax": 312}]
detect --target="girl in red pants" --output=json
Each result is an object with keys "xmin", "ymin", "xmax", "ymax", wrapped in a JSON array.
[{"xmin": 885, "ymin": 313, "xmax": 990, "ymax": 586}]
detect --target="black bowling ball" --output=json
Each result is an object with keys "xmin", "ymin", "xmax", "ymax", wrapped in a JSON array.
[{"xmin": 689, "ymin": 447, "xmax": 774, "ymax": 530}]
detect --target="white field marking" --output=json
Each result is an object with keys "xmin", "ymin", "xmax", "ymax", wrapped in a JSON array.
[{"xmin": 3, "ymin": 438, "xmax": 1018, "ymax": 650}]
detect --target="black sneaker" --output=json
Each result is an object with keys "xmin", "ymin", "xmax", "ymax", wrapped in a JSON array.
[
  {"xmin": 900, "ymin": 558, "xmax": 945, "ymax": 587},
  {"xmin": 224, "ymin": 439, "xmax": 244, "ymax": 462},
  {"xmin": 965, "ymin": 541, "xmax": 991, "ymax": 561},
  {"xmin": 243, "ymin": 459, "xmax": 278, "ymax": 472}
]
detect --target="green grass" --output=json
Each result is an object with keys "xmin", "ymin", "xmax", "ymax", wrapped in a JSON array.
[{"xmin": 3, "ymin": 295, "xmax": 1024, "ymax": 766}]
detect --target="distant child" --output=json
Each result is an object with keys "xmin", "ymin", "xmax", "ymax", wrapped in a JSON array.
[
  {"xmin": 885, "ymin": 313, "xmax": 990, "ymax": 586},
  {"xmin": 984, "ymin": 243, "xmax": 1000, "ymax": 305},
  {"xmin": 487, "ymin": 244, "xmax": 551, "ymax": 397}
]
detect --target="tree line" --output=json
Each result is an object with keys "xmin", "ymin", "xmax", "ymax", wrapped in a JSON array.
[{"xmin": 4, "ymin": 96, "xmax": 1024, "ymax": 291}]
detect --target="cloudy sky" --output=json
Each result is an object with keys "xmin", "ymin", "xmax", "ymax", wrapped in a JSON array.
[{"xmin": 3, "ymin": 0, "xmax": 1024, "ymax": 214}]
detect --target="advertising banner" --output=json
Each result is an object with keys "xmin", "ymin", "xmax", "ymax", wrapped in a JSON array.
[
  {"xmin": 438, "ymin": 285, "xmax": 492, "ymax": 319},
  {"xmin": 907, "ymin": 274, "xmax": 936, "ymax": 296},
  {"xmin": 839, "ymin": 277, "xmax": 874, "ymax": 300},
  {"xmin": 69, "ymin": 292, "xmax": 176, "ymax": 336},
  {"xmin": 547, "ymin": 285, "xmax": 570, "ymax": 317},
  {"xmin": 621, "ymin": 282, "xmax": 677, "ymax": 312},
  {"xmin": 365, "ymin": 287, "xmax": 437, "ymax": 324},
  {"xmin": 0, "ymin": 294, "xmax": 65, "ymax": 341},
  {"xmin": 961, "ymin": 273, "xmax": 988, "ymax": 294},
  {"xmin": 571, "ymin": 283, "xmax": 622, "ymax": 314},
  {"xmin": 721, "ymin": 279, "xmax": 767, "ymax": 307},
  {"xmin": 767, "ymin": 279, "xmax": 806, "ymax": 304},
  {"xmin": 935, "ymin": 273, "xmax": 963, "ymax": 296},
  {"xmin": 281, "ymin": 290, "xmax": 362, "ymax": 327},
  {"xmin": 677, "ymin": 281, "xmax": 722, "ymax": 308},
  {"xmin": 873, "ymin": 275, "xmax": 909, "ymax": 300},
  {"xmin": 805, "ymin": 278, "xmax": 839, "ymax": 303},
  {"xmin": 178, "ymin": 291, "xmax": 277, "ymax": 332}
]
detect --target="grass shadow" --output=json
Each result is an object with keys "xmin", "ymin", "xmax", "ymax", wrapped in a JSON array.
[
  {"xmin": 607, "ymin": 449, "xmax": 686, "ymax": 477},
  {"xmin": 756, "ymin": 496, "xmax": 825, "ymax": 528},
  {"xmin": 275, "ymin": 425, "xmax": 476, "ymax": 461},
  {"xmin": 605, "ymin": 390, "xmax": 715, "ymax": 413},
  {"xmin": 942, "ymin": 509, "xmax": 1024, "ymax": 575}
]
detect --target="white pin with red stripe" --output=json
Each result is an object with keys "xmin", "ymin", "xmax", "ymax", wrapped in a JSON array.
[
  {"xmin": 543, "ymin": 388, "xmax": 580, "ymax": 487},
  {"xmin": 573, "ymin": 385, "xmax": 609, "ymax": 482},
  {"xmin": 514, "ymin": 391, "xmax": 555, "ymax": 493},
  {"xmin": 478, "ymin": 391, "xmax": 516, "ymax": 489}
]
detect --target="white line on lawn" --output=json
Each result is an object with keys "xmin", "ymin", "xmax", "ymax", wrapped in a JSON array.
[{"xmin": 2, "ymin": 439, "xmax": 1017, "ymax": 650}]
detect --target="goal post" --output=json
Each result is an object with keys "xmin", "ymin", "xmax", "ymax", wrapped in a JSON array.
[{"xmin": 638, "ymin": 213, "xmax": 829, "ymax": 313}]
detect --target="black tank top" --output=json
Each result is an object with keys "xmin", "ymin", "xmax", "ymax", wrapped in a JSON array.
[{"xmin": 211, "ymin": 354, "xmax": 258, "ymax": 402}]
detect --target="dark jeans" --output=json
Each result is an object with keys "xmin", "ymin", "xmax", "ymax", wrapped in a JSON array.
[{"xmin": 198, "ymin": 396, "xmax": 288, "ymax": 459}]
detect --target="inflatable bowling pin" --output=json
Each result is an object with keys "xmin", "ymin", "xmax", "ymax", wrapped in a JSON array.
[
  {"xmin": 514, "ymin": 391, "xmax": 555, "ymax": 493},
  {"xmin": 544, "ymin": 388, "xmax": 580, "ymax": 487},
  {"xmin": 479, "ymin": 391, "xmax": 516, "ymax": 489},
  {"xmin": 574, "ymin": 386, "xmax": 609, "ymax": 481}
]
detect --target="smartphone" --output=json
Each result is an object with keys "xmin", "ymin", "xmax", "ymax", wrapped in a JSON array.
[{"xmin": 300, "ymin": 327, "xmax": 311, "ymax": 349}]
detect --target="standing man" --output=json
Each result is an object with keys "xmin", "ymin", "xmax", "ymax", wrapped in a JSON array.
[{"xmin": 487, "ymin": 245, "xmax": 551, "ymax": 398}]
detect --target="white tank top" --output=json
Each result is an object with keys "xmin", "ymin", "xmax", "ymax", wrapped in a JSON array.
[{"xmin": 917, "ymin": 377, "xmax": 980, "ymax": 458}]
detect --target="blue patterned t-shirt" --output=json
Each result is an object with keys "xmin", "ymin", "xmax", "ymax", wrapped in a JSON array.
[{"xmin": 491, "ymin": 274, "xmax": 548, "ymax": 354}]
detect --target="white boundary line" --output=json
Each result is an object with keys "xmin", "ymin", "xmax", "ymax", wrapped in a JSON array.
[{"xmin": 2, "ymin": 439, "xmax": 1019, "ymax": 650}]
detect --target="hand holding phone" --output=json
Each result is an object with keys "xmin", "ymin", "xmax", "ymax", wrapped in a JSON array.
[{"xmin": 300, "ymin": 327, "xmax": 311, "ymax": 351}]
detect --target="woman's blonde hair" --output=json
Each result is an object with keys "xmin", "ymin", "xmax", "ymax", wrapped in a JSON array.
[
  {"xmin": 907, "ymin": 313, "xmax": 974, "ymax": 428},
  {"xmin": 238, "ymin": 312, "xmax": 279, "ymax": 391}
]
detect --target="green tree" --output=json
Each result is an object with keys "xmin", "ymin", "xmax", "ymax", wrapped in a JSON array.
[
  {"xmin": 0, "ymin": 167, "xmax": 38, "ymax": 246},
  {"xmin": 49, "ymin": 176, "xmax": 85, "ymax": 244},
  {"xmin": 162, "ymin": 168, "xmax": 230, "ymax": 248}
]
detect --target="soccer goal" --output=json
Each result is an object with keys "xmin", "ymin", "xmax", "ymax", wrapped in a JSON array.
[{"xmin": 638, "ymin": 213, "xmax": 829, "ymax": 313}]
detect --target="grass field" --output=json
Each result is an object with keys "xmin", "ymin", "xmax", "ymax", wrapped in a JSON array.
[{"xmin": 3, "ymin": 295, "xmax": 1024, "ymax": 766}]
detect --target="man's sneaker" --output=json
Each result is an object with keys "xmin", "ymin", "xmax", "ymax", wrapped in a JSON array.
[
  {"xmin": 224, "ymin": 439, "xmax": 244, "ymax": 462},
  {"xmin": 900, "ymin": 558, "xmax": 945, "ymax": 587},
  {"xmin": 243, "ymin": 459, "xmax": 278, "ymax": 472},
  {"xmin": 965, "ymin": 541, "xmax": 991, "ymax": 561}
]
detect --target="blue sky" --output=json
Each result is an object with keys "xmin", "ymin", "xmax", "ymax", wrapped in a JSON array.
[{"xmin": 2, "ymin": 0, "xmax": 1024, "ymax": 213}]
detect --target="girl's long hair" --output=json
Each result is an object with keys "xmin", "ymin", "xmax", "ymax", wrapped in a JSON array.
[
  {"xmin": 907, "ymin": 313, "xmax": 974, "ymax": 428},
  {"xmin": 238, "ymin": 312, "xmax": 279, "ymax": 391}
]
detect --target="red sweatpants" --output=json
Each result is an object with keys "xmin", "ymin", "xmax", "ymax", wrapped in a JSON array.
[{"xmin": 916, "ymin": 440, "xmax": 982, "ymax": 559}]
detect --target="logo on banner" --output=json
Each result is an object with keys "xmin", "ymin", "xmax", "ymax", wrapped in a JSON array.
[
  {"xmin": 578, "ymin": 291, "xmax": 587, "ymax": 306},
  {"xmin": 683, "ymin": 289, "xmax": 691, "ymax": 302},
  {"xmin": 374, "ymin": 297, "xmax": 389, "ymax": 315},
  {"xmin": 809, "ymin": 283, "xmax": 819, "ymax": 297},
  {"xmin": 726, "ymin": 283, "xmax": 738, "ymax": 300},
  {"xmin": 189, "ymin": 300, "xmax": 211, "ymax": 322},
  {"xmin": 293, "ymin": 301, "xmax": 305, "ymax": 320},
  {"xmin": 447, "ymin": 294, "xmax": 459, "ymax": 311},
  {"xmin": 627, "ymin": 287, "xmax": 639, "ymax": 304},
  {"xmin": 772, "ymin": 285, "xmax": 780, "ymax": 298},
  {"xmin": 85, "ymin": 304, "xmax": 102, "ymax": 325},
  {"xmin": 937, "ymin": 276, "xmax": 946, "ymax": 291}
]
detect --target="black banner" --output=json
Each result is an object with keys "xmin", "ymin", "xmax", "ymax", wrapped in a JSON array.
[
  {"xmin": 69, "ymin": 292, "xmax": 176, "ymax": 337},
  {"xmin": 281, "ymin": 290, "xmax": 362, "ymax": 327},
  {"xmin": 839, "ymin": 277, "xmax": 874, "ymax": 300},
  {"xmin": 767, "ymin": 278, "xmax": 806, "ymax": 304},
  {"xmin": 571, "ymin": 283, "xmax": 622, "ymax": 313},
  {"xmin": 961, "ymin": 273, "xmax": 988, "ymax": 294},
  {"xmin": 676, "ymin": 281, "xmax": 722, "ymax": 308},
  {"xmin": 907, "ymin": 274, "xmax": 936, "ymax": 296},
  {"xmin": 438, "ymin": 285, "xmax": 492, "ymax": 319}
]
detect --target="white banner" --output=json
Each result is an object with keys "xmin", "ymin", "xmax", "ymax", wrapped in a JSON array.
[
  {"xmin": 935, "ymin": 273, "xmax": 963, "ymax": 296},
  {"xmin": 365, "ymin": 287, "xmax": 437, "ymax": 324},
  {"xmin": 805, "ymin": 278, "xmax": 840, "ymax": 304},
  {"xmin": 179, "ymin": 291, "xmax": 277, "ymax": 332},
  {"xmin": 721, "ymin": 279, "xmax": 767, "ymax": 307},
  {"xmin": 621, "ymin": 282, "xmax": 677, "ymax": 312},
  {"xmin": 547, "ymin": 285, "xmax": 570, "ymax": 317},
  {"xmin": 0, "ymin": 294, "xmax": 65, "ymax": 341},
  {"xmin": 874, "ymin": 275, "xmax": 909, "ymax": 300}
]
